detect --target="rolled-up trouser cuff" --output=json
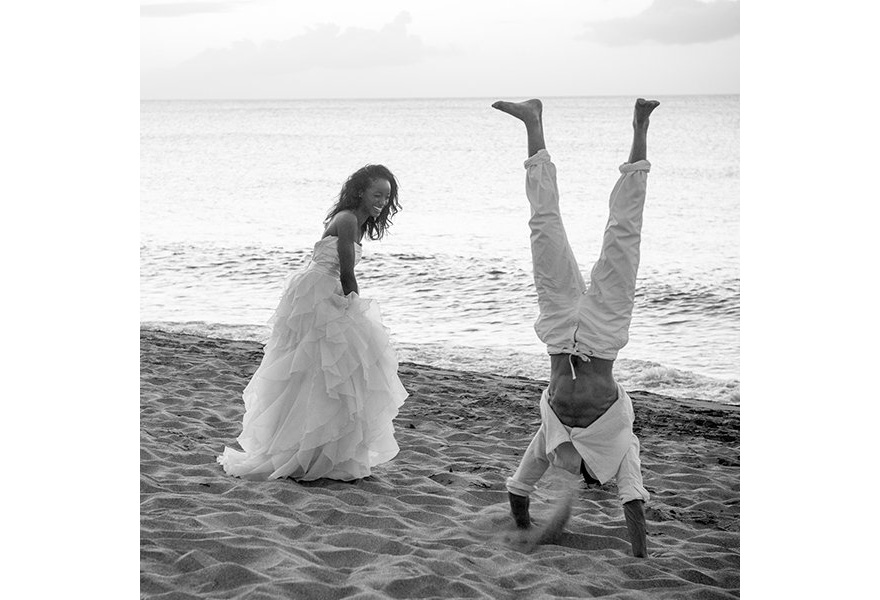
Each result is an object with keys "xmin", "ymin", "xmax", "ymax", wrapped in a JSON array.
[
  {"xmin": 619, "ymin": 159, "xmax": 651, "ymax": 173},
  {"xmin": 524, "ymin": 149, "xmax": 552, "ymax": 169}
]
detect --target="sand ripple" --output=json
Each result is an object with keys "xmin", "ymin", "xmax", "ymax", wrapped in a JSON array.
[{"xmin": 141, "ymin": 329, "xmax": 739, "ymax": 599}]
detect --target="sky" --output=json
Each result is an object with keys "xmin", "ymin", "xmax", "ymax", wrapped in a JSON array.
[{"xmin": 140, "ymin": 0, "xmax": 740, "ymax": 99}]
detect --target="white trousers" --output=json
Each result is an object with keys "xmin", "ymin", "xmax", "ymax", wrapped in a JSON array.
[
  {"xmin": 525, "ymin": 150, "xmax": 651, "ymax": 360},
  {"xmin": 507, "ymin": 150, "xmax": 652, "ymax": 504}
]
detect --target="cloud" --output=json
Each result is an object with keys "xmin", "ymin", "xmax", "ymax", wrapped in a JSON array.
[
  {"xmin": 142, "ymin": 12, "xmax": 430, "ymax": 97},
  {"xmin": 181, "ymin": 12, "xmax": 425, "ymax": 73},
  {"xmin": 579, "ymin": 0, "xmax": 739, "ymax": 46},
  {"xmin": 141, "ymin": 2, "xmax": 245, "ymax": 18}
]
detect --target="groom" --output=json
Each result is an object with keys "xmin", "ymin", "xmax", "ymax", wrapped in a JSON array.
[{"xmin": 492, "ymin": 97, "xmax": 659, "ymax": 558}]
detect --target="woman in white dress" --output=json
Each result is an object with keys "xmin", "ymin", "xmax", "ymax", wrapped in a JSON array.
[{"xmin": 218, "ymin": 164, "xmax": 408, "ymax": 481}]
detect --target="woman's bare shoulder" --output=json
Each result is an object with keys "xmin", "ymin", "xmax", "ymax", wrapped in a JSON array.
[{"xmin": 324, "ymin": 210, "xmax": 358, "ymax": 238}]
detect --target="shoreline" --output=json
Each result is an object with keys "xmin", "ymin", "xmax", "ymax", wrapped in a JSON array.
[
  {"xmin": 140, "ymin": 322, "xmax": 741, "ymax": 405},
  {"xmin": 141, "ymin": 328, "xmax": 740, "ymax": 599}
]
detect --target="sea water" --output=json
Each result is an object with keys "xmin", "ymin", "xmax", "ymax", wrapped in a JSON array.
[{"xmin": 141, "ymin": 96, "xmax": 739, "ymax": 404}]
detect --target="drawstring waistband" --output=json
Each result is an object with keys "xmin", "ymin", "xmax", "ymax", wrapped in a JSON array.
[{"xmin": 567, "ymin": 324, "xmax": 590, "ymax": 380}]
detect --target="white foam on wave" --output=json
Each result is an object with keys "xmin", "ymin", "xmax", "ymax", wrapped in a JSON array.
[{"xmin": 614, "ymin": 359, "xmax": 740, "ymax": 405}]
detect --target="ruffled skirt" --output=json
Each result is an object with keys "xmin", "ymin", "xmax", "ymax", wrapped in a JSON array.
[{"xmin": 217, "ymin": 265, "xmax": 408, "ymax": 481}]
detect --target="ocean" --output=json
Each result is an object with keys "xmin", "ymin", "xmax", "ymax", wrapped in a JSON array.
[{"xmin": 141, "ymin": 95, "xmax": 739, "ymax": 404}]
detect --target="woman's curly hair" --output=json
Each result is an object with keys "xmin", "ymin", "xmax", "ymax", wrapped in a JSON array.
[{"xmin": 324, "ymin": 164, "xmax": 401, "ymax": 241}]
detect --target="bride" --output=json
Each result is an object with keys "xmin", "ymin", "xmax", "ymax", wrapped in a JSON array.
[{"xmin": 218, "ymin": 164, "xmax": 408, "ymax": 481}]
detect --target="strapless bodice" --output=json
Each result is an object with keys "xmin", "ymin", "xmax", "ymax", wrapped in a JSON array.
[{"xmin": 310, "ymin": 236, "xmax": 362, "ymax": 272}]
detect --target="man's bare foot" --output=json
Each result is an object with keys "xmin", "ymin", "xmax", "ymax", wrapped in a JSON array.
[
  {"xmin": 633, "ymin": 98, "xmax": 660, "ymax": 129},
  {"xmin": 491, "ymin": 99, "xmax": 543, "ymax": 126},
  {"xmin": 508, "ymin": 492, "xmax": 532, "ymax": 529}
]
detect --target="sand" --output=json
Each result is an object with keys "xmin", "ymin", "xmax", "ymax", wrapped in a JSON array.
[{"xmin": 141, "ymin": 329, "xmax": 739, "ymax": 599}]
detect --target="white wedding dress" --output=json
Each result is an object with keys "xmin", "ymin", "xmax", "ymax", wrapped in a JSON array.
[{"xmin": 218, "ymin": 236, "xmax": 408, "ymax": 481}]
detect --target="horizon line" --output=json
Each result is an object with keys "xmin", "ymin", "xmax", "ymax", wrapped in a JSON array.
[{"xmin": 140, "ymin": 92, "xmax": 740, "ymax": 102}]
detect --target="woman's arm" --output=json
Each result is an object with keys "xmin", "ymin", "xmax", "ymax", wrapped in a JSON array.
[{"xmin": 333, "ymin": 212, "xmax": 360, "ymax": 296}]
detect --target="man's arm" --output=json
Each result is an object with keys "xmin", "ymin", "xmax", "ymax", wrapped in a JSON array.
[
  {"xmin": 615, "ymin": 434, "xmax": 650, "ymax": 557},
  {"xmin": 623, "ymin": 499, "xmax": 647, "ymax": 558},
  {"xmin": 506, "ymin": 428, "xmax": 551, "ymax": 528}
]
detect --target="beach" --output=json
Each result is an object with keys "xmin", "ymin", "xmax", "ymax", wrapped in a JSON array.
[{"xmin": 140, "ymin": 328, "xmax": 739, "ymax": 599}]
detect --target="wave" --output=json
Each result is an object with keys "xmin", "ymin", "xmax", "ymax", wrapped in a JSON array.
[
  {"xmin": 636, "ymin": 275, "xmax": 740, "ymax": 320},
  {"xmin": 140, "ymin": 241, "xmax": 740, "ymax": 395}
]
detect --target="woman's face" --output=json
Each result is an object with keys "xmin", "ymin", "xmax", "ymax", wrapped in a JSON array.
[{"xmin": 360, "ymin": 178, "xmax": 392, "ymax": 219}]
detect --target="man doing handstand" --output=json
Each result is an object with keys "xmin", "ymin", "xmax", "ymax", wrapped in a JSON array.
[{"xmin": 492, "ymin": 97, "xmax": 659, "ymax": 558}]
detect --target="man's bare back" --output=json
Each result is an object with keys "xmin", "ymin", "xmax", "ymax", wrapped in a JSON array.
[{"xmin": 547, "ymin": 354, "xmax": 618, "ymax": 428}]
